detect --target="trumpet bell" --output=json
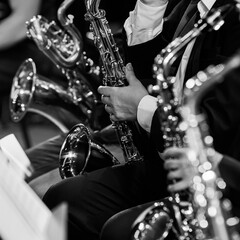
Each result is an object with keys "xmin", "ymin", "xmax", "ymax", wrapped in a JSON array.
[{"xmin": 59, "ymin": 123, "xmax": 120, "ymax": 179}]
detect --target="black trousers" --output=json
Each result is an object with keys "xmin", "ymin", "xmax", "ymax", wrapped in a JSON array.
[
  {"xmin": 100, "ymin": 197, "xmax": 181, "ymax": 240},
  {"xmin": 100, "ymin": 197, "xmax": 240, "ymax": 240},
  {"xmin": 42, "ymin": 160, "xmax": 168, "ymax": 240},
  {"xmin": 25, "ymin": 127, "xmax": 168, "ymax": 240},
  {"xmin": 25, "ymin": 134, "xmax": 66, "ymax": 182},
  {"xmin": 100, "ymin": 201, "xmax": 156, "ymax": 240},
  {"xmin": 25, "ymin": 125, "xmax": 120, "ymax": 182}
]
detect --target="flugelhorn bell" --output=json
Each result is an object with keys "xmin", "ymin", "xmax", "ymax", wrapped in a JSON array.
[{"xmin": 59, "ymin": 123, "xmax": 120, "ymax": 179}]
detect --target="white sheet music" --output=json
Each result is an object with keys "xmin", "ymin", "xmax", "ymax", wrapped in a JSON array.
[
  {"xmin": 0, "ymin": 138, "xmax": 66, "ymax": 240},
  {"xmin": 0, "ymin": 134, "xmax": 33, "ymax": 178}
]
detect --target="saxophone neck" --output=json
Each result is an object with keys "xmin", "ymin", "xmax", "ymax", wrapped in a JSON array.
[
  {"xmin": 181, "ymin": 52, "xmax": 240, "ymax": 166},
  {"xmin": 153, "ymin": 2, "xmax": 238, "ymax": 95},
  {"xmin": 57, "ymin": 0, "xmax": 74, "ymax": 27},
  {"xmin": 84, "ymin": 0, "xmax": 126, "ymax": 87},
  {"xmin": 57, "ymin": 0, "xmax": 84, "ymax": 66},
  {"xmin": 84, "ymin": 0, "xmax": 106, "ymax": 29},
  {"xmin": 85, "ymin": 0, "xmax": 102, "ymax": 16},
  {"xmin": 184, "ymin": 51, "xmax": 240, "ymax": 117}
]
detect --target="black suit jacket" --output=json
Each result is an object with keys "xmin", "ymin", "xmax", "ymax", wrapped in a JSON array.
[
  {"xmin": 124, "ymin": 0, "xmax": 240, "ymax": 209},
  {"xmin": 125, "ymin": 0, "xmax": 240, "ymax": 80}
]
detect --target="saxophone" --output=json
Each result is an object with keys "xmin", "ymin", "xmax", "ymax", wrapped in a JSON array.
[
  {"xmin": 131, "ymin": 3, "xmax": 240, "ymax": 240},
  {"xmin": 10, "ymin": 58, "xmax": 88, "ymax": 133},
  {"xmin": 10, "ymin": 0, "xmax": 105, "ymax": 131},
  {"xmin": 83, "ymin": 0, "xmax": 143, "ymax": 163},
  {"xmin": 179, "ymin": 51, "xmax": 240, "ymax": 240}
]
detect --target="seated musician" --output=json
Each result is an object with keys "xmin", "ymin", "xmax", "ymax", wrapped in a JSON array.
[
  {"xmin": 100, "ymin": 64, "xmax": 240, "ymax": 240},
  {"xmin": 23, "ymin": 0, "xmax": 240, "ymax": 239}
]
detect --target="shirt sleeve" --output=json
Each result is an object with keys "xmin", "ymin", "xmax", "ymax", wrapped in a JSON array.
[
  {"xmin": 124, "ymin": 0, "xmax": 168, "ymax": 46},
  {"xmin": 137, "ymin": 95, "xmax": 158, "ymax": 133}
]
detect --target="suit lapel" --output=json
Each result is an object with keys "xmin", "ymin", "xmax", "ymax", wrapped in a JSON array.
[
  {"xmin": 173, "ymin": 0, "xmax": 200, "ymax": 39},
  {"xmin": 184, "ymin": 0, "xmax": 229, "ymax": 81}
]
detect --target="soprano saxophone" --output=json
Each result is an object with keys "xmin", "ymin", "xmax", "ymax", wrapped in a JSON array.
[
  {"xmin": 83, "ymin": 0, "xmax": 143, "ymax": 163},
  {"xmin": 131, "ymin": 3, "xmax": 240, "ymax": 240}
]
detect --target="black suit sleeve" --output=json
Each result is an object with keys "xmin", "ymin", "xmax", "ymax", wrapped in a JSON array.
[
  {"xmin": 201, "ymin": 65, "xmax": 240, "ymax": 159},
  {"xmin": 219, "ymin": 154, "xmax": 240, "ymax": 192},
  {"xmin": 219, "ymin": 154, "xmax": 240, "ymax": 216},
  {"xmin": 149, "ymin": 107, "xmax": 165, "ymax": 153}
]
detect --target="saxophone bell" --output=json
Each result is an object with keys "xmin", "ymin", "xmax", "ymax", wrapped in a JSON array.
[
  {"xmin": 10, "ymin": 58, "xmax": 89, "ymax": 133},
  {"xmin": 59, "ymin": 123, "xmax": 120, "ymax": 178},
  {"xmin": 131, "ymin": 200, "xmax": 176, "ymax": 240}
]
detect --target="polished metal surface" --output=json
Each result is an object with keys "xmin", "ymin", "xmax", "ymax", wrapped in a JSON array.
[
  {"xmin": 84, "ymin": 0, "xmax": 143, "ymax": 163},
  {"xmin": 59, "ymin": 123, "xmax": 120, "ymax": 178},
  {"xmin": 131, "ymin": 3, "xmax": 240, "ymax": 240},
  {"xmin": 10, "ymin": 58, "xmax": 85, "ymax": 132}
]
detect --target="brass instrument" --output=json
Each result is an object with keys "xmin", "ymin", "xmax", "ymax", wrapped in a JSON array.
[
  {"xmin": 10, "ymin": 0, "xmax": 104, "ymax": 132},
  {"xmin": 83, "ymin": 0, "xmax": 143, "ymax": 163},
  {"xmin": 131, "ymin": 3, "xmax": 240, "ymax": 240}
]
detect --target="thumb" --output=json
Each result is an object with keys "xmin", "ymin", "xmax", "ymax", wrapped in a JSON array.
[
  {"xmin": 125, "ymin": 63, "xmax": 138, "ymax": 85},
  {"xmin": 97, "ymin": 85, "xmax": 112, "ymax": 96}
]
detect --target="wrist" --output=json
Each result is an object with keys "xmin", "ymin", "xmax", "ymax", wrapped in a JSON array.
[{"xmin": 137, "ymin": 95, "xmax": 158, "ymax": 132}]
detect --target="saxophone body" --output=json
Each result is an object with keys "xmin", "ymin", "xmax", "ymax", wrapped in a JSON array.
[
  {"xmin": 84, "ymin": 0, "xmax": 143, "ymax": 163},
  {"xmin": 10, "ymin": 0, "xmax": 105, "ymax": 131},
  {"xmin": 131, "ymin": 3, "xmax": 240, "ymax": 240},
  {"xmin": 180, "ymin": 50, "xmax": 240, "ymax": 240}
]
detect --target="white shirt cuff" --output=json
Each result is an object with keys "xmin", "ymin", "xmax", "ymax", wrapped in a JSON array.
[
  {"xmin": 137, "ymin": 95, "xmax": 158, "ymax": 133},
  {"xmin": 124, "ymin": 0, "xmax": 168, "ymax": 46}
]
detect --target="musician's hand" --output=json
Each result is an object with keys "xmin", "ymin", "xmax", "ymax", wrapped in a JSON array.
[
  {"xmin": 140, "ymin": 0, "xmax": 168, "ymax": 7},
  {"xmin": 162, "ymin": 147, "xmax": 195, "ymax": 192},
  {"xmin": 98, "ymin": 63, "xmax": 148, "ymax": 122}
]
